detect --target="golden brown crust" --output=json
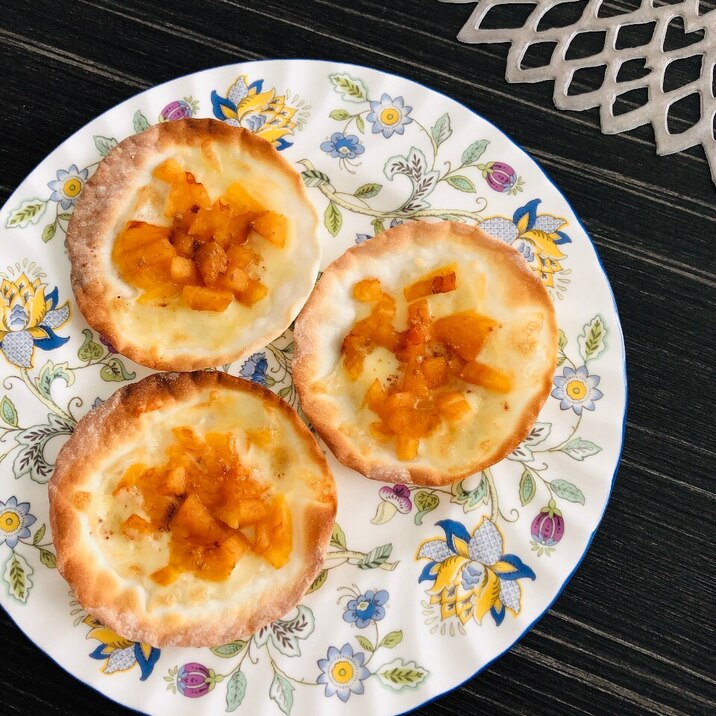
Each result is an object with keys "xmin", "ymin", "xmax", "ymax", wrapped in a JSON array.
[
  {"xmin": 49, "ymin": 371, "xmax": 336, "ymax": 647},
  {"xmin": 293, "ymin": 220, "xmax": 558, "ymax": 486},
  {"xmin": 66, "ymin": 118, "xmax": 319, "ymax": 371}
]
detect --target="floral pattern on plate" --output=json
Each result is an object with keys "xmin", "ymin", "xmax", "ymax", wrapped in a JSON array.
[{"xmin": 0, "ymin": 60, "xmax": 625, "ymax": 715}]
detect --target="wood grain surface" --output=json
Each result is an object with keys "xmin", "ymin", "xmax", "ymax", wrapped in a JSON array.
[{"xmin": 1, "ymin": 1, "xmax": 714, "ymax": 714}]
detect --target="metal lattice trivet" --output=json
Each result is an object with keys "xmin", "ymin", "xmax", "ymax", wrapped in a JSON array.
[{"xmin": 441, "ymin": 0, "xmax": 716, "ymax": 183}]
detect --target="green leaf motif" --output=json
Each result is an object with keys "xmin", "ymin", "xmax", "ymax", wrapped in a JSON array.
[
  {"xmin": 307, "ymin": 569, "xmax": 327, "ymax": 594},
  {"xmin": 6, "ymin": 198, "xmax": 47, "ymax": 229},
  {"xmin": 133, "ymin": 109, "xmax": 151, "ymax": 134},
  {"xmin": 211, "ymin": 640, "xmax": 247, "ymax": 658},
  {"xmin": 375, "ymin": 659, "xmax": 430, "ymax": 692},
  {"xmin": 301, "ymin": 169, "xmax": 330, "ymax": 188},
  {"xmin": 379, "ymin": 630, "xmax": 403, "ymax": 649},
  {"xmin": 446, "ymin": 175, "xmax": 475, "ymax": 193},
  {"xmin": 356, "ymin": 114, "xmax": 366, "ymax": 133},
  {"xmin": 0, "ymin": 396, "xmax": 18, "ymax": 427},
  {"xmin": 462, "ymin": 139, "xmax": 489, "ymax": 165},
  {"xmin": 329, "ymin": 73, "xmax": 368, "ymax": 102},
  {"xmin": 266, "ymin": 605, "xmax": 315, "ymax": 657},
  {"xmin": 355, "ymin": 635, "xmax": 374, "ymax": 652},
  {"xmin": 357, "ymin": 543, "xmax": 392, "ymax": 570},
  {"xmin": 57, "ymin": 212, "xmax": 73, "ymax": 221},
  {"xmin": 578, "ymin": 314, "xmax": 608, "ymax": 363},
  {"xmin": 371, "ymin": 500, "xmax": 398, "ymax": 525},
  {"xmin": 329, "ymin": 108, "xmax": 351, "ymax": 120},
  {"xmin": 561, "ymin": 437, "xmax": 602, "ymax": 461},
  {"xmin": 38, "ymin": 361, "xmax": 75, "ymax": 400},
  {"xmin": 100, "ymin": 358, "xmax": 136, "ymax": 382},
  {"xmin": 431, "ymin": 113, "xmax": 452, "ymax": 147},
  {"xmin": 41, "ymin": 223, "xmax": 56, "ymax": 243},
  {"xmin": 226, "ymin": 670, "xmax": 247, "ymax": 712},
  {"xmin": 524, "ymin": 422, "xmax": 551, "ymax": 447},
  {"xmin": 12, "ymin": 414, "xmax": 75, "ymax": 484},
  {"xmin": 324, "ymin": 201, "xmax": 343, "ymax": 237},
  {"xmin": 277, "ymin": 385, "xmax": 292, "ymax": 399},
  {"xmin": 451, "ymin": 475, "xmax": 487, "ymax": 512},
  {"xmin": 371, "ymin": 218, "xmax": 385, "ymax": 235},
  {"xmin": 330, "ymin": 523, "xmax": 346, "ymax": 550},
  {"xmin": 413, "ymin": 490, "xmax": 439, "ymax": 526},
  {"xmin": 558, "ymin": 328, "xmax": 568, "ymax": 351},
  {"xmin": 550, "ymin": 479, "xmax": 585, "ymax": 505},
  {"xmin": 94, "ymin": 135, "xmax": 118, "ymax": 157},
  {"xmin": 519, "ymin": 469, "xmax": 536, "ymax": 506},
  {"xmin": 269, "ymin": 672, "xmax": 294, "ymax": 716},
  {"xmin": 33, "ymin": 523, "xmax": 46, "ymax": 545},
  {"xmin": 39, "ymin": 548, "xmax": 56, "ymax": 569},
  {"xmin": 354, "ymin": 183, "xmax": 382, "ymax": 199},
  {"xmin": 3, "ymin": 552, "xmax": 33, "ymax": 603},
  {"xmin": 78, "ymin": 329, "xmax": 104, "ymax": 361}
]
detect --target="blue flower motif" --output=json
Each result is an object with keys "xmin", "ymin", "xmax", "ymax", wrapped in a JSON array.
[
  {"xmin": 417, "ymin": 517, "xmax": 536, "ymax": 626},
  {"xmin": 343, "ymin": 589, "xmax": 388, "ymax": 628},
  {"xmin": 239, "ymin": 352, "xmax": 269, "ymax": 386},
  {"xmin": 317, "ymin": 643, "xmax": 370, "ymax": 702},
  {"xmin": 0, "ymin": 496, "xmax": 36, "ymax": 549},
  {"xmin": 320, "ymin": 133, "xmax": 365, "ymax": 160},
  {"xmin": 367, "ymin": 93, "xmax": 413, "ymax": 138},
  {"xmin": 551, "ymin": 365, "xmax": 603, "ymax": 415},
  {"xmin": 48, "ymin": 164, "xmax": 89, "ymax": 209}
]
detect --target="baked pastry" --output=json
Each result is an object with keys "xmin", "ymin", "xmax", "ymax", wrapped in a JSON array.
[
  {"xmin": 67, "ymin": 118, "xmax": 319, "ymax": 370},
  {"xmin": 49, "ymin": 371, "xmax": 336, "ymax": 647},
  {"xmin": 293, "ymin": 221, "xmax": 557, "ymax": 486}
]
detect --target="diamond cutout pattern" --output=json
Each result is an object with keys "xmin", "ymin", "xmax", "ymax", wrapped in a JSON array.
[{"xmin": 441, "ymin": 0, "xmax": 716, "ymax": 183}]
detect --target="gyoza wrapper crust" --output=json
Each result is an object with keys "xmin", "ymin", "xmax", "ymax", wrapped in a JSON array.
[
  {"xmin": 66, "ymin": 118, "xmax": 320, "ymax": 371},
  {"xmin": 49, "ymin": 371, "xmax": 337, "ymax": 647},
  {"xmin": 293, "ymin": 221, "xmax": 558, "ymax": 486}
]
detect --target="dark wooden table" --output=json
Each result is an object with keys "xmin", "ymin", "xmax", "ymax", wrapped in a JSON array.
[{"xmin": 1, "ymin": 1, "xmax": 714, "ymax": 714}]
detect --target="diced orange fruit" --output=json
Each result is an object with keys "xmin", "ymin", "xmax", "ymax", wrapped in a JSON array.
[
  {"xmin": 353, "ymin": 278, "xmax": 383, "ymax": 302},
  {"xmin": 433, "ymin": 311, "xmax": 499, "ymax": 361},
  {"xmin": 217, "ymin": 266, "xmax": 250, "ymax": 293},
  {"xmin": 194, "ymin": 241, "xmax": 228, "ymax": 286},
  {"xmin": 422, "ymin": 356, "xmax": 448, "ymax": 388},
  {"xmin": 396, "ymin": 435, "xmax": 419, "ymax": 460},
  {"xmin": 252, "ymin": 211, "xmax": 287, "ymax": 247},
  {"xmin": 112, "ymin": 169, "xmax": 286, "ymax": 311},
  {"xmin": 181, "ymin": 285, "xmax": 233, "ymax": 312},
  {"xmin": 403, "ymin": 265, "xmax": 458, "ymax": 302},
  {"xmin": 437, "ymin": 391, "xmax": 471, "ymax": 420},
  {"xmin": 344, "ymin": 274, "xmax": 513, "ymax": 462},
  {"xmin": 225, "ymin": 182, "xmax": 265, "ymax": 215},
  {"xmin": 254, "ymin": 495, "xmax": 292, "ymax": 569},
  {"xmin": 235, "ymin": 279, "xmax": 268, "ymax": 306},
  {"xmin": 152, "ymin": 159, "xmax": 184, "ymax": 183},
  {"xmin": 460, "ymin": 361, "xmax": 512, "ymax": 393},
  {"xmin": 150, "ymin": 565, "xmax": 180, "ymax": 586},
  {"xmin": 170, "ymin": 256, "xmax": 200, "ymax": 285}
]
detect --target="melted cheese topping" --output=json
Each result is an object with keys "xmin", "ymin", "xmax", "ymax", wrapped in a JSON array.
[
  {"xmin": 101, "ymin": 142, "xmax": 318, "ymax": 363},
  {"xmin": 74, "ymin": 387, "xmax": 322, "ymax": 615},
  {"xmin": 309, "ymin": 242, "xmax": 554, "ymax": 475}
]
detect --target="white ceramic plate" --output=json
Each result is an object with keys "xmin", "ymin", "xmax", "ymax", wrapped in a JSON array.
[{"xmin": 0, "ymin": 60, "xmax": 626, "ymax": 715}]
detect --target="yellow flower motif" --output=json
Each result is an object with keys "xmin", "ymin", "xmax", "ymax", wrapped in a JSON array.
[
  {"xmin": 211, "ymin": 76, "xmax": 304, "ymax": 150},
  {"xmin": 83, "ymin": 614, "xmax": 160, "ymax": 680},
  {"xmin": 417, "ymin": 517, "xmax": 536, "ymax": 627},
  {"xmin": 480, "ymin": 199, "xmax": 572, "ymax": 290},
  {"xmin": 0, "ymin": 273, "xmax": 70, "ymax": 368}
]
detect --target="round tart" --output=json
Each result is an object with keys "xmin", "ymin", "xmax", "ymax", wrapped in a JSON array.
[
  {"xmin": 48, "ymin": 371, "xmax": 336, "ymax": 647},
  {"xmin": 293, "ymin": 221, "xmax": 558, "ymax": 486},
  {"xmin": 67, "ymin": 118, "xmax": 319, "ymax": 370}
]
